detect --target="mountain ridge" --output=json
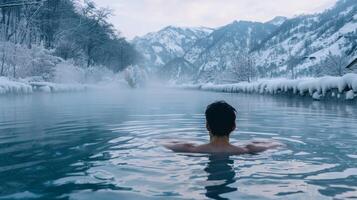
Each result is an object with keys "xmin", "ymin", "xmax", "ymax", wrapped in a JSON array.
[
  {"xmin": 132, "ymin": 26, "xmax": 213, "ymax": 71},
  {"xmin": 133, "ymin": 0, "xmax": 357, "ymax": 83}
]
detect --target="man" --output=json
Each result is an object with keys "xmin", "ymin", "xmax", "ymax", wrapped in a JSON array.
[{"xmin": 165, "ymin": 101, "xmax": 282, "ymax": 155}]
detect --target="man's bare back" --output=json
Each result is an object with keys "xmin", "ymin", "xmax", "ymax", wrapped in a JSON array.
[
  {"xmin": 165, "ymin": 140, "xmax": 281, "ymax": 155},
  {"xmin": 164, "ymin": 101, "xmax": 283, "ymax": 155}
]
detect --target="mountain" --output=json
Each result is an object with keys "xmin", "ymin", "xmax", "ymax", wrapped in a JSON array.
[
  {"xmin": 159, "ymin": 57, "xmax": 197, "ymax": 83},
  {"xmin": 254, "ymin": 0, "xmax": 357, "ymax": 77},
  {"xmin": 133, "ymin": 20, "xmax": 280, "ymax": 82},
  {"xmin": 184, "ymin": 20, "xmax": 278, "ymax": 82},
  {"xmin": 132, "ymin": 26, "xmax": 213, "ymax": 71},
  {"xmin": 134, "ymin": 0, "xmax": 357, "ymax": 83}
]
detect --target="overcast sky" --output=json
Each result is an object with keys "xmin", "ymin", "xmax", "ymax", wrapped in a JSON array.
[{"xmin": 92, "ymin": 0, "xmax": 338, "ymax": 39}]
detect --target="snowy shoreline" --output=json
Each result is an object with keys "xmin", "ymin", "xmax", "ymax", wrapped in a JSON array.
[
  {"xmin": 177, "ymin": 73, "xmax": 357, "ymax": 101},
  {"xmin": 0, "ymin": 77, "xmax": 90, "ymax": 95},
  {"xmin": 2, "ymin": 74, "xmax": 357, "ymax": 101}
]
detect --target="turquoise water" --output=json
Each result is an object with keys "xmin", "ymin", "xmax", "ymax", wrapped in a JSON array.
[{"xmin": 0, "ymin": 89, "xmax": 356, "ymax": 200}]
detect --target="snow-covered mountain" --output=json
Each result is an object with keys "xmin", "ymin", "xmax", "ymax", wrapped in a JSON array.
[
  {"xmin": 254, "ymin": 0, "xmax": 357, "ymax": 77},
  {"xmin": 159, "ymin": 57, "xmax": 197, "ymax": 83},
  {"xmin": 266, "ymin": 16, "xmax": 288, "ymax": 26},
  {"xmin": 184, "ymin": 20, "xmax": 278, "ymax": 82},
  {"xmin": 134, "ymin": 0, "xmax": 357, "ymax": 83},
  {"xmin": 132, "ymin": 26, "xmax": 213, "ymax": 71}
]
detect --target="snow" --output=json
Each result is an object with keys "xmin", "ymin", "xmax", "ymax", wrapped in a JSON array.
[
  {"xmin": 0, "ymin": 59, "xmax": 134, "ymax": 96},
  {"xmin": 339, "ymin": 22, "xmax": 357, "ymax": 34},
  {"xmin": 178, "ymin": 73, "xmax": 357, "ymax": 101},
  {"xmin": 54, "ymin": 62, "xmax": 121, "ymax": 85},
  {"xmin": 340, "ymin": 6, "xmax": 353, "ymax": 16},
  {"xmin": 38, "ymin": 85, "xmax": 52, "ymax": 92},
  {"xmin": 133, "ymin": 26, "xmax": 213, "ymax": 69},
  {"xmin": 254, "ymin": 5, "xmax": 357, "ymax": 78},
  {"xmin": 343, "ymin": 73, "xmax": 357, "ymax": 91},
  {"xmin": 54, "ymin": 63, "xmax": 86, "ymax": 84},
  {"xmin": 0, "ymin": 77, "xmax": 33, "ymax": 94},
  {"xmin": 0, "ymin": 41, "xmax": 61, "ymax": 78},
  {"xmin": 31, "ymin": 82, "xmax": 88, "ymax": 92},
  {"xmin": 152, "ymin": 45, "xmax": 163, "ymax": 53},
  {"xmin": 267, "ymin": 16, "xmax": 287, "ymax": 26},
  {"xmin": 155, "ymin": 56, "xmax": 164, "ymax": 65},
  {"xmin": 312, "ymin": 91, "xmax": 321, "ymax": 100},
  {"xmin": 0, "ymin": 76, "xmax": 89, "ymax": 95},
  {"xmin": 346, "ymin": 90, "xmax": 355, "ymax": 100}
]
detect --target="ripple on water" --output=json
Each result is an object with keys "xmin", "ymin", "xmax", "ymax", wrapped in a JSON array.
[
  {"xmin": 98, "ymin": 112, "xmax": 356, "ymax": 199},
  {"xmin": 1, "ymin": 91, "xmax": 357, "ymax": 199},
  {"xmin": 306, "ymin": 168, "xmax": 357, "ymax": 180}
]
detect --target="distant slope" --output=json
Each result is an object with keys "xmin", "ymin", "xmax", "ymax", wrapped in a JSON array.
[
  {"xmin": 134, "ymin": 0, "xmax": 357, "ymax": 83},
  {"xmin": 132, "ymin": 26, "xmax": 213, "ymax": 71},
  {"xmin": 253, "ymin": 0, "xmax": 357, "ymax": 77},
  {"xmin": 184, "ymin": 20, "xmax": 279, "ymax": 82},
  {"xmin": 159, "ymin": 57, "xmax": 198, "ymax": 83},
  {"xmin": 266, "ymin": 16, "xmax": 288, "ymax": 26}
]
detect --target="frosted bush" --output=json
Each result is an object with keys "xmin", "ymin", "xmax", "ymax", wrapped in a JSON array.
[
  {"xmin": 0, "ymin": 42, "xmax": 61, "ymax": 80},
  {"xmin": 54, "ymin": 61, "xmax": 117, "ymax": 84},
  {"xmin": 124, "ymin": 65, "xmax": 148, "ymax": 88},
  {"xmin": 54, "ymin": 61, "xmax": 86, "ymax": 84}
]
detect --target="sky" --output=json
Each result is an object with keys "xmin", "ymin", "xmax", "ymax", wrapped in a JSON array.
[{"xmin": 92, "ymin": 0, "xmax": 338, "ymax": 39}]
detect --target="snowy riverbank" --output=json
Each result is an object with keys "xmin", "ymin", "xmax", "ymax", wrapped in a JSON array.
[
  {"xmin": 0, "ymin": 76, "xmax": 130, "ymax": 95},
  {"xmin": 178, "ymin": 74, "xmax": 357, "ymax": 101},
  {"xmin": 0, "ymin": 77, "xmax": 89, "ymax": 95}
]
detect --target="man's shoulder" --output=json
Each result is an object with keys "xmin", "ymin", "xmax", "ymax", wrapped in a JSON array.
[
  {"xmin": 193, "ymin": 144, "xmax": 248, "ymax": 155},
  {"xmin": 192, "ymin": 144, "xmax": 212, "ymax": 152}
]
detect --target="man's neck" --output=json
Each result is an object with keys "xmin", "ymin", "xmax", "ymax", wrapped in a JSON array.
[{"xmin": 210, "ymin": 136, "xmax": 230, "ymax": 146}]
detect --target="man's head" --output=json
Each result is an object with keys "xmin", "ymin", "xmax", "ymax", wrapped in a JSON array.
[{"xmin": 205, "ymin": 101, "xmax": 237, "ymax": 137}]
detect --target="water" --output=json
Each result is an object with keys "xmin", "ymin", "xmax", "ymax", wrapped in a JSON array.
[{"xmin": 0, "ymin": 88, "xmax": 356, "ymax": 200}]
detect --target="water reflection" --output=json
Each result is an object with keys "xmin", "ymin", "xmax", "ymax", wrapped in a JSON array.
[
  {"xmin": 204, "ymin": 155, "xmax": 237, "ymax": 200},
  {"xmin": 0, "ymin": 120, "xmax": 122, "ymax": 199}
]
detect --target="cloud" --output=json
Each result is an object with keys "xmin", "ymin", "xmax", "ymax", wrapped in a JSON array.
[{"xmin": 93, "ymin": 0, "xmax": 337, "ymax": 39}]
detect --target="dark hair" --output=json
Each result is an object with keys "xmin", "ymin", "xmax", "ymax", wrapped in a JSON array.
[{"xmin": 205, "ymin": 101, "xmax": 236, "ymax": 137}]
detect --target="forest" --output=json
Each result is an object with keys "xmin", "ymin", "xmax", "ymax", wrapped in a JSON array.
[{"xmin": 0, "ymin": 0, "xmax": 139, "ymax": 80}]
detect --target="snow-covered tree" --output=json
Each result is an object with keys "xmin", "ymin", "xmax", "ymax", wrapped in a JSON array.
[
  {"xmin": 286, "ymin": 56, "xmax": 300, "ymax": 79},
  {"xmin": 0, "ymin": 41, "xmax": 61, "ymax": 80},
  {"xmin": 323, "ymin": 52, "xmax": 349, "ymax": 76},
  {"xmin": 0, "ymin": 0, "xmax": 139, "ymax": 79},
  {"xmin": 231, "ymin": 52, "xmax": 258, "ymax": 83},
  {"xmin": 124, "ymin": 65, "xmax": 148, "ymax": 88}
]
